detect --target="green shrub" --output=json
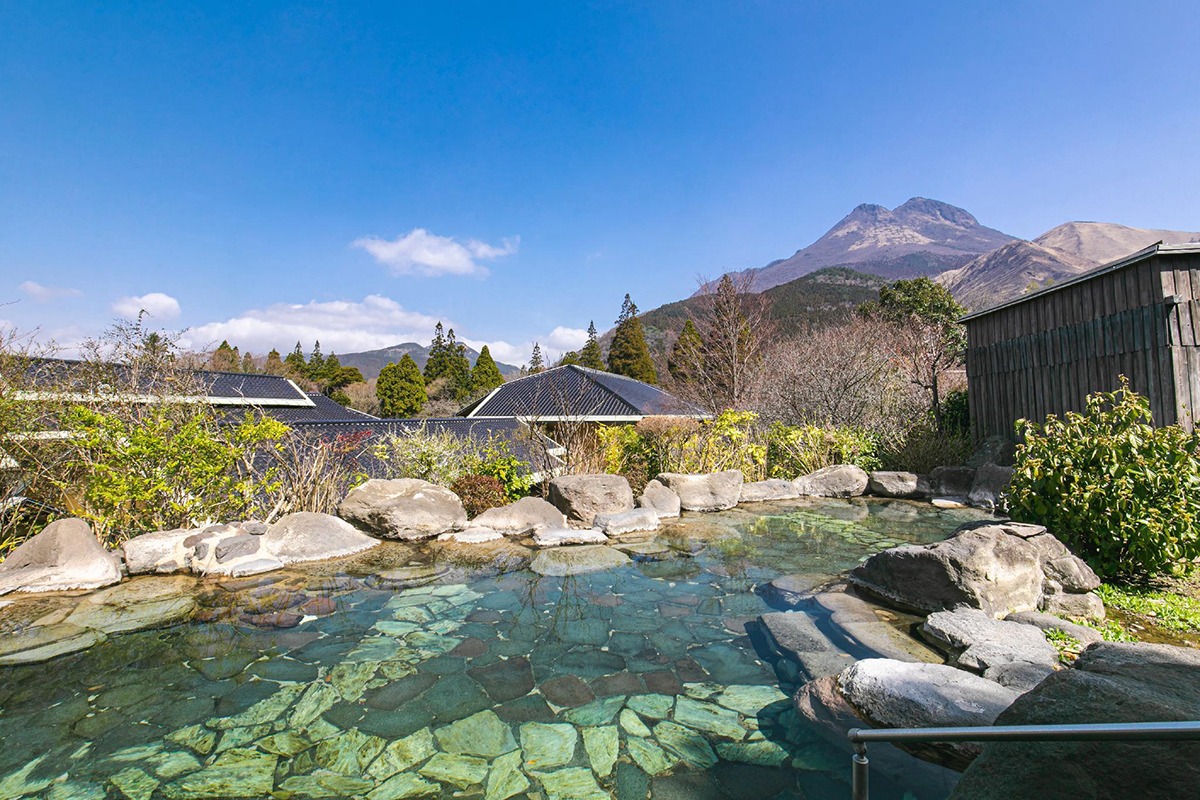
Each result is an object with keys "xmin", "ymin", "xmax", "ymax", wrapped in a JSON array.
[
  {"xmin": 941, "ymin": 389, "xmax": 970, "ymax": 436},
  {"xmin": 373, "ymin": 428, "xmax": 532, "ymax": 500},
  {"xmin": 1007, "ymin": 379, "xmax": 1200, "ymax": 578},
  {"xmin": 766, "ymin": 423, "xmax": 880, "ymax": 477},
  {"xmin": 474, "ymin": 442, "xmax": 535, "ymax": 502},
  {"xmin": 451, "ymin": 474, "xmax": 508, "ymax": 517},
  {"xmin": 881, "ymin": 423, "xmax": 974, "ymax": 473}
]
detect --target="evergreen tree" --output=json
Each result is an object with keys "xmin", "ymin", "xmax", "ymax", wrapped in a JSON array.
[
  {"xmin": 264, "ymin": 349, "xmax": 285, "ymax": 375},
  {"xmin": 580, "ymin": 321, "xmax": 605, "ymax": 371},
  {"xmin": 241, "ymin": 352, "xmax": 256, "ymax": 373},
  {"xmin": 377, "ymin": 355, "xmax": 426, "ymax": 417},
  {"xmin": 307, "ymin": 341, "xmax": 326, "ymax": 381},
  {"xmin": 556, "ymin": 351, "xmax": 582, "ymax": 367},
  {"xmin": 528, "ymin": 343, "xmax": 545, "ymax": 374},
  {"xmin": 445, "ymin": 329, "xmax": 473, "ymax": 402},
  {"xmin": 284, "ymin": 341, "xmax": 307, "ymax": 376},
  {"xmin": 319, "ymin": 353, "xmax": 364, "ymax": 399},
  {"xmin": 471, "ymin": 345, "xmax": 505, "ymax": 395},
  {"xmin": 669, "ymin": 318, "xmax": 704, "ymax": 385},
  {"xmin": 423, "ymin": 323, "xmax": 452, "ymax": 384},
  {"xmin": 209, "ymin": 340, "xmax": 239, "ymax": 372},
  {"xmin": 607, "ymin": 294, "xmax": 657, "ymax": 384}
]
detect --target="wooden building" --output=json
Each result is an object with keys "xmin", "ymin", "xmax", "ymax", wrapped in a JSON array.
[{"xmin": 962, "ymin": 243, "xmax": 1200, "ymax": 440}]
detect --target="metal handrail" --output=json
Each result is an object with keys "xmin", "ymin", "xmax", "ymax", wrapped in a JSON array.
[{"xmin": 846, "ymin": 721, "xmax": 1200, "ymax": 800}]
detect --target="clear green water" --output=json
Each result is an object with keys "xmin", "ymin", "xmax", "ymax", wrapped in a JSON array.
[{"xmin": 0, "ymin": 498, "xmax": 992, "ymax": 800}]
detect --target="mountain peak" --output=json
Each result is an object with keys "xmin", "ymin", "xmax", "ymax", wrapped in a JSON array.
[{"xmin": 894, "ymin": 197, "xmax": 980, "ymax": 227}]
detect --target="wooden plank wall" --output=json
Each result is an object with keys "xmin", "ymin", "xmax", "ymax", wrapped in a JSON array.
[{"xmin": 965, "ymin": 253, "xmax": 1198, "ymax": 441}]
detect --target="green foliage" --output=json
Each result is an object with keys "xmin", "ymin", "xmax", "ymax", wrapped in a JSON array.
[
  {"xmin": 765, "ymin": 423, "xmax": 880, "ymax": 476},
  {"xmin": 373, "ymin": 428, "xmax": 532, "ymax": 499},
  {"xmin": 1007, "ymin": 379, "xmax": 1200, "ymax": 578},
  {"xmin": 473, "ymin": 441, "xmax": 535, "ymax": 501},
  {"xmin": 59, "ymin": 406, "xmax": 287, "ymax": 541},
  {"xmin": 263, "ymin": 349, "xmax": 285, "ymax": 375},
  {"xmin": 556, "ymin": 350, "xmax": 582, "ymax": 367},
  {"xmin": 528, "ymin": 343, "xmax": 545, "ymax": 374},
  {"xmin": 668, "ymin": 318, "xmax": 703, "ymax": 385},
  {"xmin": 377, "ymin": 355, "xmax": 427, "ymax": 417},
  {"xmin": 607, "ymin": 294, "xmax": 658, "ymax": 384},
  {"xmin": 1043, "ymin": 628, "xmax": 1084, "ymax": 664},
  {"xmin": 424, "ymin": 323, "xmax": 473, "ymax": 402},
  {"xmin": 941, "ymin": 389, "xmax": 970, "ymax": 436},
  {"xmin": 873, "ymin": 276, "xmax": 967, "ymax": 330},
  {"xmin": 880, "ymin": 423, "xmax": 974, "ymax": 473},
  {"xmin": 1096, "ymin": 583, "xmax": 1200, "ymax": 635},
  {"xmin": 209, "ymin": 340, "xmax": 240, "ymax": 371},
  {"xmin": 580, "ymin": 321, "xmax": 606, "ymax": 371},
  {"xmin": 451, "ymin": 474, "xmax": 509, "ymax": 518},
  {"xmin": 471, "ymin": 345, "xmax": 505, "ymax": 395}
]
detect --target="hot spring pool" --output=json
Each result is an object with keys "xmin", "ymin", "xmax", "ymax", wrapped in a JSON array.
[{"xmin": 0, "ymin": 498, "xmax": 994, "ymax": 800}]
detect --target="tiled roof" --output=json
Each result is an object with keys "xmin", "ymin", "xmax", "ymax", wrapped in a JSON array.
[
  {"xmin": 217, "ymin": 393, "xmax": 379, "ymax": 425},
  {"xmin": 458, "ymin": 365, "xmax": 706, "ymax": 419}
]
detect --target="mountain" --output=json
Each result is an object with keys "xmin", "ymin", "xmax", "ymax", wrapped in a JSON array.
[
  {"xmin": 711, "ymin": 198, "xmax": 1017, "ymax": 293},
  {"xmin": 941, "ymin": 222, "xmax": 1200, "ymax": 311},
  {"xmin": 338, "ymin": 342, "xmax": 521, "ymax": 381}
]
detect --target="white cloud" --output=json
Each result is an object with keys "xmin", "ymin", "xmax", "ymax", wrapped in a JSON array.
[
  {"xmin": 113, "ymin": 292, "xmax": 181, "ymax": 320},
  {"xmin": 19, "ymin": 281, "xmax": 83, "ymax": 302},
  {"xmin": 352, "ymin": 228, "xmax": 518, "ymax": 277},
  {"xmin": 461, "ymin": 326, "xmax": 588, "ymax": 368},
  {"xmin": 178, "ymin": 295, "xmax": 443, "ymax": 355}
]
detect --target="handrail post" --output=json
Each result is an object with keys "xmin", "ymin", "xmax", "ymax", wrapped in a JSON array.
[{"xmin": 849, "ymin": 729, "xmax": 869, "ymax": 800}]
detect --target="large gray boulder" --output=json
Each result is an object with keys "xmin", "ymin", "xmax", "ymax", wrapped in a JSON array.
[
  {"xmin": 121, "ymin": 527, "xmax": 194, "ymax": 575},
  {"xmin": 338, "ymin": 478, "xmax": 467, "ymax": 540},
  {"xmin": 794, "ymin": 465, "xmax": 869, "ymax": 498},
  {"xmin": 469, "ymin": 496, "xmax": 566, "ymax": 536},
  {"xmin": 637, "ymin": 479, "xmax": 681, "ymax": 519},
  {"xmin": 548, "ymin": 475, "xmax": 635, "ymax": 526},
  {"xmin": 849, "ymin": 521, "xmax": 1102, "ymax": 619},
  {"xmin": 967, "ymin": 463, "xmax": 1014, "ymax": 511},
  {"xmin": 739, "ymin": 478, "xmax": 800, "ymax": 503},
  {"xmin": 921, "ymin": 609, "xmax": 1058, "ymax": 691},
  {"xmin": 794, "ymin": 659, "xmax": 1018, "ymax": 771},
  {"xmin": 261, "ymin": 512, "xmax": 379, "ymax": 564},
  {"xmin": 950, "ymin": 642, "xmax": 1200, "ymax": 799},
  {"xmin": 867, "ymin": 471, "xmax": 931, "ymax": 499},
  {"xmin": 593, "ymin": 507, "xmax": 659, "ymax": 537},
  {"xmin": 930, "ymin": 465, "xmax": 976, "ymax": 497},
  {"xmin": 655, "ymin": 470, "xmax": 743, "ymax": 511},
  {"xmin": 0, "ymin": 519, "xmax": 122, "ymax": 595}
]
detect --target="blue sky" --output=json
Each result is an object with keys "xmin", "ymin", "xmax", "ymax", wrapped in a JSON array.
[{"xmin": 2, "ymin": 1, "xmax": 1197, "ymax": 365}]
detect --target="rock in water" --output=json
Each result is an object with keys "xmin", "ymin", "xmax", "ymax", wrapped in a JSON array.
[
  {"xmin": 547, "ymin": 475, "xmax": 635, "ymax": 526},
  {"xmin": 920, "ymin": 608, "xmax": 1058, "ymax": 691},
  {"xmin": 967, "ymin": 464, "xmax": 1013, "ymax": 511},
  {"xmin": 593, "ymin": 508, "xmax": 660, "ymax": 536},
  {"xmin": 638, "ymin": 480, "xmax": 681, "ymax": 518},
  {"xmin": 930, "ymin": 465, "xmax": 976, "ymax": 497},
  {"xmin": 469, "ymin": 497, "xmax": 566, "ymax": 536},
  {"xmin": 530, "ymin": 546, "xmax": 632, "ymax": 577},
  {"xmin": 0, "ymin": 518, "xmax": 121, "ymax": 594},
  {"xmin": 949, "ymin": 642, "xmax": 1200, "ymax": 799},
  {"xmin": 849, "ymin": 520, "xmax": 1101, "ymax": 618},
  {"xmin": 655, "ymin": 471, "xmax": 743, "ymax": 511},
  {"xmin": 338, "ymin": 478, "xmax": 467, "ymax": 540},
  {"xmin": 262, "ymin": 512, "xmax": 379, "ymax": 563},
  {"xmin": 532, "ymin": 529, "xmax": 609, "ymax": 547},
  {"xmin": 739, "ymin": 479, "xmax": 801, "ymax": 503},
  {"xmin": 793, "ymin": 465, "xmax": 869, "ymax": 498},
  {"xmin": 867, "ymin": 471, "xmax": 931, "ymax": 499}
]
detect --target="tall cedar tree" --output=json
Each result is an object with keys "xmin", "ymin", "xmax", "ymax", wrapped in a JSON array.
[
  {"xmin": 241, "ymin": 352, "xmax": 256, "ymax": 373},
  {"xmin": 377, "ymin": 354, "xmax": 427, "ymax": 417},
  {"xmin": 263, "ymin": 349, "xmax": 285, "ymax": 375},
  {"xmin": 528, "ymin": 343, "xmax": 545, "ymax": 374},
  {"xmin": 209, "ymin": 340, "xmax": 239, "ymax": 371},
  {"xmin": 607, "ymin": 295, "xmax": 657, "ymax": 384},
  {"xmin": 580, "ymin": 321, "xmax": 606, "ymax": 370},
  {"xmin": 471, "ymin": 345, "xmax": 505, "ymax": 395},
  {"xmin": 424, "ymin": 323, "xmax": 472, "ymax": 402},
  {"xmin": 556, "ymin": 351, "xmax": 582, "ymax": 367},
  {"xmin": 284, "ymin": 342, "xmax": 307, "ymax": 376},
  {"xmin": 668, "ymin": 318, "xmax": 704, "ymax": 385}
]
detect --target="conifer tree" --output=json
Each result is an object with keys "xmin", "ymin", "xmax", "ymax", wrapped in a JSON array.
[
  {"xmin": 307, "ymin": 341, "xmax": 326, "ymax": 381},
  {"xmin": 284, "ymin": 341, "xmax": 307, "ymax": 376},
  {"xmin": 607, "ymin": 294, "xmax": 657, "ymax": 384},
  {"xmin": 471, "ymin": 345, "xmax": 505, "ymax": 395},
  {"xmin": 264, "ymin": 349, "xmax": 285, "ymax": 375},
  {"xmin": 423, "ymin": 323, "xmax": 451, "ymax": 384},
  {"xmin": 669, "ymin": 318, "xmax": 704, "ymax": 385},
  {"xmin": 377, "ymin": 354, "xmax": 426, "ymax": 417},
  {"xmin": 209, "ymin": 340, "xmax": 239, "ymax": 371},
  {"xmin": 241, "ymin": 352, "xmax": 256, "ymax": 373},
  {"xmin": 528, "ymin": 343, "xmax": 545, "ymax": 374},
  {"xmin": 580, "ymin": 321, "xmax": 605, "ymax": 371},
  {"xmin": 444, "ymin": 329, "xmax": 473, "ymax": 402},
  {"xmin": 556, "ymin": 351, "xmax": 582, "ymax": 367}
]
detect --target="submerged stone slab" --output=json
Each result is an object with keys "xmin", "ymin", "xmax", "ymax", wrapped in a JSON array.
[
  {"xmin": 672, "ymin": 696, "xmax": 746, "ymax": 740},
  {"xmin": 434, "ymin": 711, "xmax": 517, "ymax": 758},
  {"xmin": 625, "ymin": 737, "xmax": 678, "ymax": 776},
  {"xmin": 530, "ymin": 545, "xmax": 631, "ymax": 577},
  {"xmin": 0, "ymin": 623, "xmax": 106, "ymax": 665},
  {"xmin": 653, "ymin": 720, "xmax": 718, "ymax": 768},
  {"xmin": 367, "ymin": 772, "xmax": 440, "ymax": 800},
  {"xmin": 714, "ymin": 684, "xmax": 789, "ymax": 716},
  {"xmin": 418, "ymin": 752, "xmax": 489, "ymax": 789},
  {"xmin": 534, "ymin": 767, "xmax": 609, "ymax": 800},
  {"xmin": 582, "ymin": 725, "xmax": 619, "ymax": 778},
  {"xmin": 367, "ymin": 728, "xmax": 436, "ymax": 781},
  {"xmin": 520, "ymin": 722, "xmax": 578, "ymax": 769},
  {"xmin": 485, "ymin": 750, "xmax": 529, "ymax": 800},
  {"xmin": 562, "ymin": 695, "xmax": 625, "ymax": 725},
  {"xmin": 163, "ymin": 747, "xmax": 277, "ymax": 798},
  {"xmin": 532, "ymin": 528, "xmax": 608, "ymax": 547}
]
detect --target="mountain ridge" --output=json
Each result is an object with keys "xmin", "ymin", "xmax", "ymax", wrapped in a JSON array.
[{"xmin": 338, "ymin": 342, "xmax": 521, "ymax": 381}]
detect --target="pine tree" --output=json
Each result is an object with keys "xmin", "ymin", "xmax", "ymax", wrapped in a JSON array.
[
  {"xmin": 307, "ymin": 341, "xmax": 326, "ymax": 381},
  {"xmin": 424, "ymin": 323, "xmax": 451, "ymax": 384},
  {"xmin": 209, "ymin": 340, "xmax": 239, "ymax": 371},
  {"xmin": 377, "ymin": 355, "xmax": 426, "ymax": 417},
  {"xmin": 528, "ymin": 343, "xmax": 545, "ymax": 374},
  {"xmin": 580, "ymin": 321, "xmax": 605, "ymax": 371},
  {"xmin": 264, "ymin": 349, "xmax": 285, "ymax": 375},
  {"xmin": 471, "ymin": 345, "xmax": 505, "ymax": 395},
  {"xmin": 284, "ymin": 341, "xmax": 307, "ymax": 376},
  {"xmin": 319, "ymin": 353, "xmax": 364, "ymax": 399},
  {"xmin": 241, "ymin": 352, "xmax": 256, "ymax": 373},
  {"xmin": 556, "ymin": 351, "xmax": 582, "ymax": 367},
  {"xmin": 669, "ymin": 318, "xmax": 704, "ymax": 385},
  {"xmin": 607, "ymin": 294, "xmax": 657, "ymax": 384}
]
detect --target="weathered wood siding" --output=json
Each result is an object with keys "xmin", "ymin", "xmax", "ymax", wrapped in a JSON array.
[{"xmin": 965, "ymin": 250, "xmax": 1200, "ymax": 441}]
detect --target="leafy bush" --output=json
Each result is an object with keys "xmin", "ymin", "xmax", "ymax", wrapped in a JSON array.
[
  {"xmin": 880, "ymin": 422, "xmax": 974, "ymax": 473},
  {"xmin": 473, "ymin": 442, "xmax": 536, "ymax": 502},
  {"xmin": 940, "ymin": 388, "xmax": 970, "ymax": 436},
  {"xmin": 451, "ymin": 474, "xmax": 508, "ymax": 517},
  {"xmin": 373, "ymin": 428, "xmax": 533, "ymax": 501},
  {"xmin": 1007, "ymin": 379, "xmax": 1200, "ymax": 578},
  {"xmin": 766, "ymin": 423, "xmax": 880, "ymax": 476}
]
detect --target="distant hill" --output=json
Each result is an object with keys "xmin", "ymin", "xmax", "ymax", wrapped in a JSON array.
[
  {"xmin": 707, "ymin": 197, "xmax": 1016, "ymax": 294},
  {"xmin": 338, "ymin": 342, "xmax": 521, "ymax": 380},
  {"xmin": 940, "ymin": 221, "xmax": 1200, "ymax": 311}
]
